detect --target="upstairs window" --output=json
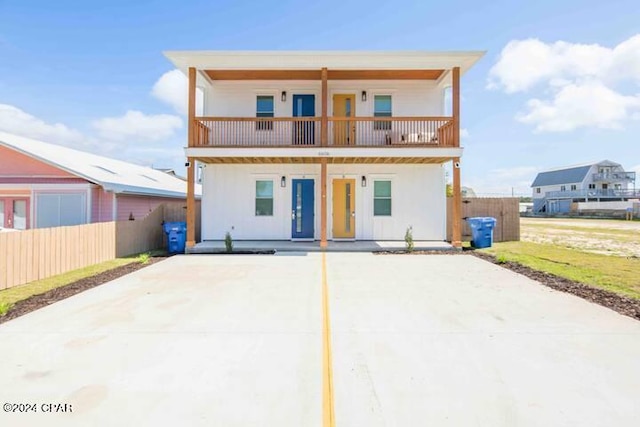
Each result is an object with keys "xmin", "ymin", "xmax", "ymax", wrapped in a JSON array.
[
  {"xmin": 570, "ymin": 184, "xmax": 577, "ymax": 191},
  {"xmin": 588, "ymin": 184, "xmax": 596, "ymax": 189},
  {"xmin": 560, "ymin": 185, "xmax": 566, "ymax": 191},
  {"xmin": 374, "ymin": 95, "xmax": 392, "ymax": 130},
  {"xmin": 373, "ymin": 181, "xmax": 392, "ymax": 216},
  {"xmin": 536, "ymin": 188, "xmax": 541, "ymax": 194},
  {"xmin": 256, "ymin": 96, "xmax": 274, "ymax": 130}
]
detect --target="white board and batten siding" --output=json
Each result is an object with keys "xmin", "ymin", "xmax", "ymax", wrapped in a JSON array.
[
  {"xmin": 202, "ymin": 80, "xmax": 446, "ymax": 117},
  {"xmin": 202, "ymin": 164, "xmax": 446, "ymax": 241}
]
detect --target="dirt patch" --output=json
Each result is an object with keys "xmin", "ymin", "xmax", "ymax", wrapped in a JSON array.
[
  {"xmin": 472, "ymin": 251, "xmax": 640, "ymax": 321},
  {"xmin": 0, "ymin": 257, "xmax": 166, "ymax": 324},
  {"xmin": 521, "ymin": 217, "xmax": 640, "ymax": 257},
  {"xmin": 374, "ymin": 250, "xmax": 465, "ymax": 255}
]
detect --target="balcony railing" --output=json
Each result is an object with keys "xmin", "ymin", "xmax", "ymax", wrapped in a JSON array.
[
  {"xmin": 193, "ymin": 117, "xmax": 455, "ymax": 147},
  {"xmin": 592, "ymin": 172, "xmax": 636, "ymax": 182},
  {"xmin": 328, "ymin": 117, "xmax": 454, "ymax": 147},
  {"xmin": 546, "ymin": 189, "xmax": 640, "ymax": 199}
]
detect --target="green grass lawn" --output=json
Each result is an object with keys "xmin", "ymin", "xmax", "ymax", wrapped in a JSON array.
[
  {"xmin": 481, "ymin": 241, "xmax": 640, "ymax": 300},
  {"xmin": 0, "ymin": 255, "xmax": 149, "ymax": 316}
]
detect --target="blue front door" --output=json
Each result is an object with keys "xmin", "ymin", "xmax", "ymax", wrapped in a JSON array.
[
  {"xmin": 291, "ymin": 179, "xmax": 314, "ymax": 239},
  {"xmin": 292, "ymin": 94, "xmax": 315, "ymax": 145}
]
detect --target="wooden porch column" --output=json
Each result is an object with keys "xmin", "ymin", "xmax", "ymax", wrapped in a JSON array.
[
  {"xmin": 320, "ymin": 158, "xmax": 328, "ymax": 248},
  {"xmin": 452, "ymin": 157, "xmax": 462, "ymax": 248},
  {"xmin": 186, "ymin": 67, "xmax": 197, "ymax": 248},
  {"xmin": 321, "ymin": 67, "xmax": 328, "ymax": 147},
  {"xmin": 451, "ymin": 66, "xmax": 462, "ymax": 248}
]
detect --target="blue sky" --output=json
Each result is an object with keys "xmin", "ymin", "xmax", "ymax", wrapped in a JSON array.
[{"xmin": 1, "ymin": 0, "xmax": 639, "ymax": 195}]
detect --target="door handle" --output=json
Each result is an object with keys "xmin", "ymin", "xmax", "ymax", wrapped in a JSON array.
[
  {"xmin": 291, "ymin": 210, "xmax": 296, "ymax": 220},
  {"xmin": 351, "ymin": 211, "xmax": 355, "ymax": 217}
]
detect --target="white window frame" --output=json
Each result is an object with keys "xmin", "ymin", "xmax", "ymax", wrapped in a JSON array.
[
  {"xmin": 256, "ymin": 95, "xmax": 275, "ymax": 131},
  {"xmin": 373, "ymin": 94, "xmax": 393, "ymax": 131},
  {"xmin": 255, "ymin": 179, "xmax": 274, "ymax": 216},
  {"xmin": 373, "ymin": 180, "xmax": 392, "ymax": 217}
]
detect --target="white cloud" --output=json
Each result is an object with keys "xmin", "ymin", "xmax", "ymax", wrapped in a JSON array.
[
  {"xmin": 488, "ymin": 34, "xmax": 640, "ymax": 132},
  {"xmin": 517, "ymin": 81, "xmax": 640, "ymax": 132},
  {"xmin": 0, "ymin": 104, "xmax": 87, "ymax": 147},
  {"xmin": 92, "ymin": 110, "xmax": 183, "ymax": 142},
  {"xmin": 151, "ymin": 69, "xmax": 204, "ymax": 116},
  {"xmin": 460, "ymin": 128, "xmax": 470, "ymax": 138},
  {"xmin": 152, "ymin": 69, "xmax": 188, "ymax": 115}
]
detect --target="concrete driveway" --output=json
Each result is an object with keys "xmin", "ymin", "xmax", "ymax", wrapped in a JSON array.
[{"xmin": 1, "ymin": 253, "xmax": 639, "ymax": 426}]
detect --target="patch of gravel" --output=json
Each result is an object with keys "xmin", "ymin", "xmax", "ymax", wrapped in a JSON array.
[
  {"xmin": 373, "ymin": 250, "xmax": 464, "ymax": 255},
  {"xmin": 377, "ymin": 249, "xmax": 640, "ymax": 321},
  {"xmin": 0, "ymin": 257, "xmax": 166, "ymax": 324}
]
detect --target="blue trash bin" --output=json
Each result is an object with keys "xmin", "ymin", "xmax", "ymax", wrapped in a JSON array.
[
  {"xmin": 466, "ymin": 217, "xmax": 497, "ymax": 248},
  {"xmin": 162, "ymin": 221, "xmax": 187, "ymax": 254}
]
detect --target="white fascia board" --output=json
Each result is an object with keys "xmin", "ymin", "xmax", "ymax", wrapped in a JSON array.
[
  {"xmin": 0, "ymin": 183, "xmax": 93, "ymax": 190},
  {"xmin": 164, "ymin": 51, "xmax": 485, "ymax": 76},
  {"xmin": 105, "ymin": 183, "xmax": 202, "ymax": 199},
  {"xmin": 185, "ymin": 147, "xmax": 463, "ymax": 159}
]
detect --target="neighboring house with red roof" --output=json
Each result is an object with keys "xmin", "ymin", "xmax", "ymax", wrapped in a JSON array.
[{"xmin": 0, "ymin": 132, "xmax": 201, "ymax": 230}]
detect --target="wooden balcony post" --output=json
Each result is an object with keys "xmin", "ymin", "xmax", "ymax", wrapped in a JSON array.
[
  {"xmin": 452, "ymin": 66, "xmax": 460, "ymax": 148},
  {"xmin": 186, "ymin": 67, "xmax": 196, "ymax": 248},
  {"xmin": 321, "ymin": 67, "xmax": 328, "ymax": 147}
]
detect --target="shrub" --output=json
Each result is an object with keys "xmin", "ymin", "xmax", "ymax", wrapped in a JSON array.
[
  {"xmin": 224, "ymin": 232, "xmax": 233, "ymax": 253},
  {"xmin": 496, "ymin": 254, "xmax": 508, "ymax": 264},
  {"xmin": 404, "ymin": 226, "xmax": 414, "ymax": 253},
  {"xmin": 0, "ymin": 301, "xmax": 12, "ymax": 316}
]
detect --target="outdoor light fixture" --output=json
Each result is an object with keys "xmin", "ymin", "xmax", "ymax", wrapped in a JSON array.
[
  {"xmin": 281, "ymin": 91, "xmax": 287, "ymax": 102},
  {"xmin": 361, "ymin": 91, "xmax": 367, "ymax": 102},
  {"xmin": 361, "ymin": 175, "xmax": 367, "ymax": 187},
  {"xmin": 281, "ymin": 176, "xmax": 286, "ymax": 187}
]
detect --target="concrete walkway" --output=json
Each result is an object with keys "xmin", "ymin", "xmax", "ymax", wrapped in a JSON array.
[
  {"xmin": 188, "ymin": 240, "xmax": 453, "ymax": 253},
  {"xmin": 1, "ymin": 253, "xmax": 640, "ymax": 426}
]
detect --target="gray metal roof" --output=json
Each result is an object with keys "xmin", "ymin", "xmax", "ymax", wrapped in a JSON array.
[
  {"xmin": 531, "ymin": 165, "xmax": 592, "ymax": 187},
  {"xmin": 0, "ymin": 132, "xmax": 201, "ymax": 198}
]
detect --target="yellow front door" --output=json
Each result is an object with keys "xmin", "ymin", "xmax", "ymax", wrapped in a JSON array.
[
  {"xmin": 332, "ymin": 94, "xmax": 356, "ymax": 145},
  {"xmin": 332, "ymin": 179, "xmax": 356, "ymax": 239}
]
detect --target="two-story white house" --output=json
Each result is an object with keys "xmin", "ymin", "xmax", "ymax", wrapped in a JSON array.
[
  {"xmin": 531, "ymin": 160, "xmax": 638, "ymax": 213},
  {"xmin": 163, "ymin": 51, "xmax": 484, "ymax": 250}
]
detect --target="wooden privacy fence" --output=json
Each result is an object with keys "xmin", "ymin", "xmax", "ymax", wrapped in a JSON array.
[
  {"xmin": 447, "ymin": 197, "xmax": 520, "ymax": 242},
  {"xmin": 0, "ymin": 222, "xmax": 117, "ymax": 290},
  {"xmin": 0, "ymin": 203, "xmax": 199, "ymax": 290},
  {"xmin": 115, "ymin": 204, "xmax": 165, "ymax": 258}
]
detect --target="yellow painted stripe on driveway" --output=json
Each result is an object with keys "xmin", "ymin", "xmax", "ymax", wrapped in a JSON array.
[{"xmin": 322, "ymin": 253, "xmax": 335, "ymax": 427}]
